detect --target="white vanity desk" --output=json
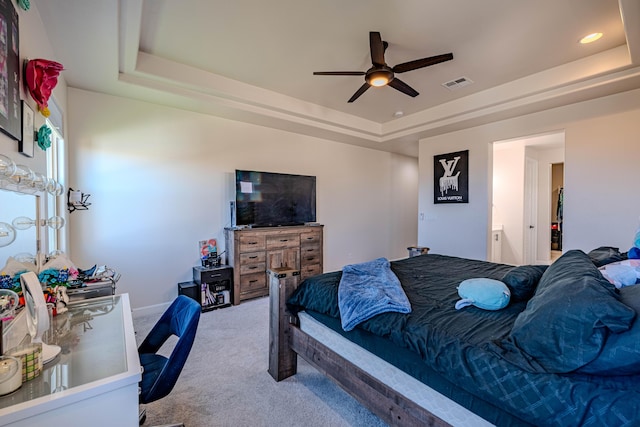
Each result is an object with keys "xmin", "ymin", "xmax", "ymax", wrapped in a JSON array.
[{"xmin": 0, "ymin": 294, "xmax": 141, "ymax": 426}]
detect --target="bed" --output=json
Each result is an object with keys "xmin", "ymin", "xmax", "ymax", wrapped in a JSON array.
[{"xmin": 268, "ymin": 249, "xmax": 640, "ymax": 427}]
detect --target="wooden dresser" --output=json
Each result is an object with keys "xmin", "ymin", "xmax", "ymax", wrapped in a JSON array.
[{"xmin": 225, "ymin": 225, "xmax": 323, "ymax": 305}]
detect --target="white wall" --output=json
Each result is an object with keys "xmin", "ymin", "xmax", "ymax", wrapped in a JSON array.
[
  {"xmin": 66, "ymin": 89, "xmax": 418, "ymax": 311},
  {"xmin": 418, "ymin": 133, "xmax": 492, "ymax": 259},
  {"xmin": 390, "ymin": 154, "xmax": 420, "ymax": 256},
  {"xmin": 564, "ymin": 108, "xmax": 640, "ymax": 250},
  {"xmin": 419, "ymin": 88, "xmax": 640, "ymax": 261},
  {"xmin": 492, "ymin": 142, "xmax": 525, "ymax": 265}
]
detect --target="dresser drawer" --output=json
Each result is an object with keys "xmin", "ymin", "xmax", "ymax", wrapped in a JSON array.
[
  {"xmin": 300, "ymin": 244, "xmax": 320, "ymax": 264},
  {"xmin": 300, "ymin": 264, "xmax": 322, "ymax": 281},
  {"xmin": 239, "ymin": 261, "xmax": 266, "ymax": 275},
  {"xmin": 239, "ymin": 272, "xmax": 267, "ymax": 294},
  {"xmin": 239, "ymin": 234, "xmax": 266, "ymax": 252},
  {"xmin": 239, "ymin": 251, "xmax": 266, "ymax": 264},
  {"xmin": 301, "ymin": 231, "xmax": 322, "ymax": 245},
  {"xmin": 266, "ymin": 234, "xmax": 300, "ymax": 249}
]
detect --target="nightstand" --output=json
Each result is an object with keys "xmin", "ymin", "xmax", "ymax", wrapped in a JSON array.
[{"xmin": 192, "ymin": 265, "xmax": 234, "ymax": 311}]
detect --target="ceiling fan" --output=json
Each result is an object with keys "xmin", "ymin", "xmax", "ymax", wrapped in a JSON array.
[{"xmin": 313, "ymin": 31, "xmax": 453, "ymax": 103}]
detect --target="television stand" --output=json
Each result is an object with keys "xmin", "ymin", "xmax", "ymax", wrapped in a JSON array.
[{"xmin": 224, "ymin": 224, "xmax": 323, "ymax": 305}]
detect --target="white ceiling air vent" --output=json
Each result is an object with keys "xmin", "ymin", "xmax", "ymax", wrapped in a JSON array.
[{"xmin": 442, "ymin": 76, "xmax": 473, "ymax": 91}]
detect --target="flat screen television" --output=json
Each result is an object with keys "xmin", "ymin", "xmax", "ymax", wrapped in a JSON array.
[{"xmin": 235, "ymin": 170, "xmax": 316, "ymax": 227}]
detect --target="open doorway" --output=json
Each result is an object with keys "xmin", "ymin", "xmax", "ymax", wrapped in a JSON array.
[
  {"xmin": 550, "ymin": 163, "xmax": 564, "ymax": 262},
  {"xmin": 492, "ymin": 132, "xmax": 565, "ymax": 265}
]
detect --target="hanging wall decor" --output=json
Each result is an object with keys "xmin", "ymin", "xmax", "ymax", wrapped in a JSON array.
[
  {"xmin": 19, "ymin": 101, "xmax": 34, "ymax": 157},
  {"xmin": 36, "ymin": 123, "xmax": 51, "ymax": 150},
  {"xmin": 434, "ymin": 150, "xmax": 469, "ymax": 204},
  {"xmin": 24, "ymin": 58, "xmax": 64, "ymax": 117},
  {"xmin": 17, "ymin": 0, "xmax": 30, "ymax": 11},
  {"xmin": 0, "ymin": 0, "xmax": 21, "ymax": 140}
]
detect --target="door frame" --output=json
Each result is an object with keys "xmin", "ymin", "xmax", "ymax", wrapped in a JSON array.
[{"xmin": 523, "ymin": 157, "xmax": 538, "ymax": 264}]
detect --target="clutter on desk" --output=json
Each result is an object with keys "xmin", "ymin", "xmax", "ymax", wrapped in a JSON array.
[
  {"xmin": 7, "ymin": 343, "xmax": 42, "ymax": 383},
  {"xmin": 0, "ymin": 355, "xmax": 22, "ymax": 395},
  {"xmin": 0, "ymin": 252, "xmax": 119, "ymax": 316},
  {"xmin": 0, "ymin": 290, "xmax": 19, "ymax": 324}
]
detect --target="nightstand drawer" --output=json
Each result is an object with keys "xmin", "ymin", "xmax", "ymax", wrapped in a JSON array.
[{"xmin": 193, "ymin": 266, "xmax": 233, "ymax": 284}]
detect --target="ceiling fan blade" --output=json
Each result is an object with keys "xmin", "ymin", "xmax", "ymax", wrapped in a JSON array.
[
  {"xmin": 313, "ymin": 71, "xmax": 366, "ymax": 76},
  {"xmin": 388, "ymin": 78, "xmax": 419, "ymax": 97},
  {"xmin": 369, "ymin": 32, "xmax": 386, "ymax": 66},
  {"xmin": 348, "ymin": 83, "xmax": 370, "ymax": 103},
  {"xmin": 392, "ymin": 53, "xmax": 453, "ymax": 74}
]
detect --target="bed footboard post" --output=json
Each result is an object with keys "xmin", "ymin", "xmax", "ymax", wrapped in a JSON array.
[{"xmin": 268, "ymin": 268, "xmax": 300, "ymax": 381}]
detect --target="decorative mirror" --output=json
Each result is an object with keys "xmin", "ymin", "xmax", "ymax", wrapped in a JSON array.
[
  {"xmin": 0, "ymin": 192, "xmax": 39, "ymax": 265},
  {"xmin": 0, "ymin": 154, "xmax": 64, "ymax": 273}
]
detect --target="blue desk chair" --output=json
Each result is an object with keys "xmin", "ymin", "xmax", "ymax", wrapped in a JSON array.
[{"xmin": 138, "ymin": 295, "xmax": 201, "ymax": 426}]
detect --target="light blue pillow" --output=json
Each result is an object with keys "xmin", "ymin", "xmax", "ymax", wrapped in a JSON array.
[{"xmin": 455, "ymin": 278, "xmax": 510, "ymax": 310}]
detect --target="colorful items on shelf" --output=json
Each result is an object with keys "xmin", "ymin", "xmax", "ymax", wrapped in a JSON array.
[{"xmin": 199, "ymin": 238, "xmax": 221, "ymax": 267}]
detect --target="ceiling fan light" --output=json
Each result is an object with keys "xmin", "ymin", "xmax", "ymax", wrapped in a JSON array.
[
  {"xmin": 370, "ymin": 76, "xmax": 388, "ymax": 87},
  {"xmin": 366, "ymin": 69, "xmax": 393, "ymax": 87}
]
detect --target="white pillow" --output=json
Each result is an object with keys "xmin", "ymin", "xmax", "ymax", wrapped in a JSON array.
[{"xmin": 599, "ymin": 259, "xmax": 640, "ymax": 288}]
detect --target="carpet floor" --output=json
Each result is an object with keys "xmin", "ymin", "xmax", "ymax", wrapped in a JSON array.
[{"xmin": 134, "ymin": 296, "xmax": 387, "ymax": 427}]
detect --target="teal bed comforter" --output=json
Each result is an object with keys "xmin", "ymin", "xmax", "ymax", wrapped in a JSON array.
[{"xmin": 287, "ymin": 251, "xmax": 640, "ymax": 427}]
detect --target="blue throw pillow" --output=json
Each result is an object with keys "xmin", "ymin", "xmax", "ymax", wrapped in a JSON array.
[
  {"xmin": 455, "ymin": 278, "xmax": 510, "ymax": 310},
  {"xmin": 577, "ymin": 284, "xmax": 640, "ymax": 375},
  {"xmin": 587, "ymin": 246, "xmax": 626, "ymax": 267},
  {"xmin": 501, "ymin": 265, "xmax": 548, "ymax": 302},
  {"xmin": 504, "ymin": 250, "xmax": 636, "ymax": 373}
]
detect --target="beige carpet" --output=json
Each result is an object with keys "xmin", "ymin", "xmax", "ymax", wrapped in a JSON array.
[{"xmin": 134, "ymin": 296, "xmax": 387, "ymax": 427}]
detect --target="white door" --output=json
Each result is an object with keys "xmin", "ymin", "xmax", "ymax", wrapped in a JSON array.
[{"xmin": 523, "ymin": 157, "xmax": 538, "ymax": 264}]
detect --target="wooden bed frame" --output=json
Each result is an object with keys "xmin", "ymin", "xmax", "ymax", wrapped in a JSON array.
[{"xmin": 267, "ymin": 268, "xmax": 451, "ymax": 427}]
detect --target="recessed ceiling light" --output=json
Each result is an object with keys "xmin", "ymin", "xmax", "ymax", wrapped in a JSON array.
[
  {"xmin": 579, "ymin": 32, "xmax": 603, "ymax": 44},
  {"xmin": 394, "ymin": 111, "xmax": 404, "ymax": 118}
]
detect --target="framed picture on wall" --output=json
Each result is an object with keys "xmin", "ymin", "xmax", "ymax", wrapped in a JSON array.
[
  {"xmin": 434, "ymin": 150, "xmax": 469, "ymax": 204},
  {"xmin": 19, "ymin": 101, "xmax": 34, "ymax": 157},
  {"xmin": 0, "ymin": 0, "xmax": 20, "ymax": 141}
]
